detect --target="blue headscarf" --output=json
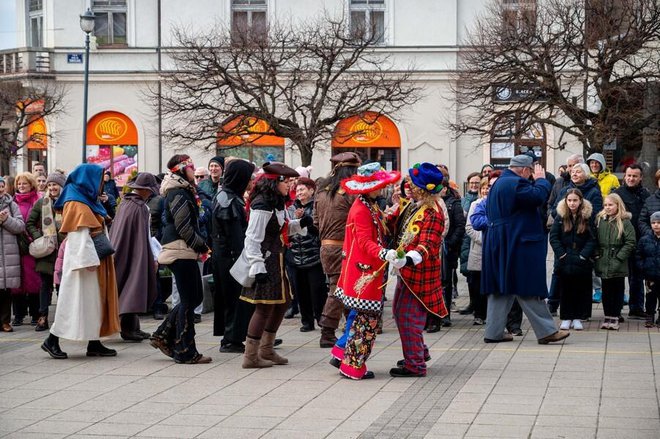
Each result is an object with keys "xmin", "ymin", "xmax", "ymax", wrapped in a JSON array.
[{"xmin": 54, "ymin": 164, "xmax": 107, "ymax": 217}]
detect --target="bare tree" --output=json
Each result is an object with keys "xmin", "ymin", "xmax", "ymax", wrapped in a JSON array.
[
  {"xmin": 0, "ymin": 80, "xmax": 66, "ymax": 173},
  {"xmin": 156, "ymin": 15, "xmax": 422, "ymax": 165},
  {"xmin": 451, "ymin": 0, "xmax": 660, "ymax": 155}
]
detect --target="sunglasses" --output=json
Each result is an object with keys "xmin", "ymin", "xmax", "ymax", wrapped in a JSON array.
[{"xmin": 194, "ymin": 175, "xmax": 205, "ymax": 179}]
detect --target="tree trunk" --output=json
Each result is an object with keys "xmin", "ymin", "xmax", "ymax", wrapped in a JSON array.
[{"xmin": 298, "ymin": 143, "xmax": 313, "ymax": 167}]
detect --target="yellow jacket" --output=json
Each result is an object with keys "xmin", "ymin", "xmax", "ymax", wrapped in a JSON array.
[{"xmin": 591, "ymin": 170, "xmax": 620, "ymax": 198}]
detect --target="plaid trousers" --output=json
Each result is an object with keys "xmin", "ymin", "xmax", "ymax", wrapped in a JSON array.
[{"xmin": 393, "ymin": 280, "xmax": 428, "ymax": 375}]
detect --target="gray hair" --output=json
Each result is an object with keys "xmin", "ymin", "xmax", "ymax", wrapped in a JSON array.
[{"xmin": 566, "ymin": 154, "xmax": 584, "ymax": 165}]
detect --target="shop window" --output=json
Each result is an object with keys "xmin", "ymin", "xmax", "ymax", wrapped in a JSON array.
[
  {"xmin": 86, "ymin": 111, "xmax": 138, "ymax": 187},
  {"xmin": 92, "ymin": 0, "xmax": 127, "ymax": 46},
  {"xmin": 349, "ymin": 0, "xmax": 385, "ymax": 44},
  {"xmin": 490, "ymin": 115, "xmax": 546, "ymax": 169},
  {"xmin": 332, "ymin": 112, "xmax": 400, "ymax": 170},
  {"xmin": 217, "ymin": 116, "xmax": 284, "ymax": 164},
  {"xmin": 231, "ymin": 0, "xmax": 267, "ymax": 43},
  {"xmin": 27, "ymin": 0, "xmax": 43, "ymax": 47},
  {"xmin": 502, "ymin": 0, "xmax": 536, "ymax": 34}
]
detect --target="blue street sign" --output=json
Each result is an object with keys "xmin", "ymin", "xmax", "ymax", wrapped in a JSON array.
[{"xmin": 67, "ymin": 53, "xmax": 83, "ymax": 64}]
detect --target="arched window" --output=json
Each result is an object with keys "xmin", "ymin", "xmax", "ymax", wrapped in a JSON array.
[
  {"xmin": 332, "ymin": 112, "xmax": 400, "ymax": 170},
  {"xmin": 86, "ymin": 111, "xmax": 138, "ymax": 187}
]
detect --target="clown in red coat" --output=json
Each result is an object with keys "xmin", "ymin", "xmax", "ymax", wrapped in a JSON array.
[{"xmin": 329, "ymin": 162, "xmax": 402, "ymax": 380}]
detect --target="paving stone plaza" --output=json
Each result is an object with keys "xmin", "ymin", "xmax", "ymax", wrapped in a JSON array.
[{"xmin": 2, "ymin": 266, "xmax": 660, "ymax": 439}]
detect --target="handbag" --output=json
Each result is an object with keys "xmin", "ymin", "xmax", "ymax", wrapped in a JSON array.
[
  {"xmin": 29, "ymin": 198, "xmax": 58, "ymax": 258},
  {"xmin": 230, "ymin": 250, "xmax": 255, "ymax": 288},
  {"xmin": 92, "ymin": 232, "xmax": 115, "ymax": 259}
]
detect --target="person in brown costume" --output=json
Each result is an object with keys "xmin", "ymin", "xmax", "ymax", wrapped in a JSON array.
[{"xmin": 314, "ymin": 152, "xmax": 362, "ymax": 348}]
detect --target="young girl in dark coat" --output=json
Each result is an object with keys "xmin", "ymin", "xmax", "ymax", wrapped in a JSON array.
[
  {"xmin": 636, "ymin": 211, "xmax": 660, "ymax": 327},
  {"xmin": 549, "ymin": 189, "xmax": 596, "ymax": 330}
]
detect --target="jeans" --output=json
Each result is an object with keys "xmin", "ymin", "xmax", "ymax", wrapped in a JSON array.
[{"xmin": 38, "ymin": 273, "xmax": 55, "ymax": 317}]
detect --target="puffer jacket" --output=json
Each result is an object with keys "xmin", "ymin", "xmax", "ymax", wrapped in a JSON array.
[
  {"xmin": 0, "ymin": 194, "xmax": 26, "ymax": 289},
  {"xmin": 465, "ymin": 198, "xmax": 483, "ymax": 272},
  {"xmin": 613, "ymin": 184, "xmax": 650, "ymax": 238},
  {"xmin": 639, "ymin": 189, "xmax": 660, "ymax": 237},
  {"xmin": 286, "ymin": 198, "xmax": 320, "ymax": 268},
  {"xmin": 636, "ymin": 231, "xmax": 660, "ymax": 281},
  {"xmin": 594, "ymin": 212, "xmax": 636, "ymax": 279},
  {"xmin": 549, "ymin": 199, "xmax": 596, "ymax": 277},
  {"xmin": 586, "ymin": 153, "xmax": 620, "ymax": 197}
]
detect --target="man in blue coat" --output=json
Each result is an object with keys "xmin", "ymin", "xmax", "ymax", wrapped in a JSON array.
[{"xmin": 482, "ymin": 155, "xmax": 569, "ymax": 344}]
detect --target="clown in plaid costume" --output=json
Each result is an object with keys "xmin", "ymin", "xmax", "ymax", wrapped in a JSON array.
[{"xmin": 390, "ymin": 163, "xmax": 447, "ymax": 377}]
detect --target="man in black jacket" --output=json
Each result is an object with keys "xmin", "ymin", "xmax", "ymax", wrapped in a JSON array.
[{"xmin": 614, "ymin": 164, "xmax": 651, "ymax": 319}]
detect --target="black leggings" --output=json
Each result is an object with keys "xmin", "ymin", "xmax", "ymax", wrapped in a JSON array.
[
  {"xmin": 39, "ymin": 273, "xmax": 55, "ymax": 317},
  {"xmin": 291, "ymin": 264, "xmax": 328, "ymax": 328},
  {"xmin": 602, "ymin": 277, "xmax": 625, "ymax": 317},
  {"xmin": 467, "ymin": 271, "xmax": 487, "ymax": 320}
]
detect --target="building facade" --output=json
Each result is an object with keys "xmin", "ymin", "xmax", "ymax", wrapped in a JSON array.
[{"xmin": 2, "ymin": 0, "xmax": 596, "ymax": 185}]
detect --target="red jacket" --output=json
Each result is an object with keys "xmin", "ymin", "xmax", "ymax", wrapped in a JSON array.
[
  {"xmin": 335, "ymin": 196, "xmax": 388, "ymax": 314},
  {"xmin": 398, "ymin": 202, "xmax": 448, "ymax": 317}
]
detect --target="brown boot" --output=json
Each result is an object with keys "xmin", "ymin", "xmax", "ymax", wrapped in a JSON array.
[
  {"xmin": 242, "ymin": 337, "xmax": 273, "ymax": 369},
  {"xmin": 319, "ymin": 327, "xmax": 337, "ymax": 348},
  {"xmin": 259, "ymin": 331, "xmax": 288, "ymax": 365}
]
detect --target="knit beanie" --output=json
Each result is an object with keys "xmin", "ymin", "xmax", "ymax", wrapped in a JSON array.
[
  {"xmin": 46, "ymin": 171, "xmax": 67, "ymax": 188},
  {"xmin": 651, "ymin": 211, "xmax": 660, "ymax": 223},
  {"xmin": 209, "ymin": 156, "xmax": 225, "ymax": 169}
]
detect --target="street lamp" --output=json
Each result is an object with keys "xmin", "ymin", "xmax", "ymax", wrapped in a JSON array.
[{"xmin": 80, "ymin": 8, "xmax": 95, "ymax": 163}]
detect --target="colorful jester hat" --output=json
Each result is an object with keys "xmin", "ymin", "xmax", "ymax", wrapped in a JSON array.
[
  {"xmin": 340, "ymin": 162, "xmax": 401, "ymax": 195},
  {"xmin": 408, "ymin": 162, "xmax": 444, "ymax": 194}
]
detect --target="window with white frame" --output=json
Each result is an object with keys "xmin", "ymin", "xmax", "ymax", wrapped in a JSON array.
[
  {"xmin": 231, "ymin": 0, "xmax": 267, "ymax": 42},
  {"xmin": 27, "ymin": 0, "xmax": 43, "ymax": 47},
  {"xmin": 502, "ymin": 0, "xmax": 536, "ymax": 33},
  {"xmin": 92, "ymin": 0, "xmax": 127, "ymax": 46},
  {"xmin": 349, "ymin": 0, "xmax": 385, "ymax": 44}
]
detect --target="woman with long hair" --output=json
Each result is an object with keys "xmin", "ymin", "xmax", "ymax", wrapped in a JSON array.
[
  {"xmin": 595, "ymin": 193, "xmax": 636, "ymax": 330},
  {"xmin": 42, "ymin": 164, "xmax": 120, "ymax": 359},
  {"xmin": 150, "ymin": 155, "xmax": 211, "ymax": 364},
  {"xmin": 11, "ymin": 172, "xmax": 42, "ymax": 326},
  {"xmin": 238, "ymin": 162, "xmax": 300, "ymax": 368},
  {"xmin": 549, "ymin": 189, "xmax": 596, "ymax": 330},
  {"xmin": 0, "ymin": 176, "xmax": 25, "ymax": 332}
]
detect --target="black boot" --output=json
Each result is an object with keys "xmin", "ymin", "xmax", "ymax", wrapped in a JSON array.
[
  {"xmin": 86, "ymin": 340, "xmax": 117, "ymax": 357},
  {"xmin": 41, "ymin": 334, "xmax": 67, "ymax": 359}
]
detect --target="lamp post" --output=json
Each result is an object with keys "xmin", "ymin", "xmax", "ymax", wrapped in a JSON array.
[{"xmin": 80, "ymin": 8, "xmax": 95, "ymax": 163}]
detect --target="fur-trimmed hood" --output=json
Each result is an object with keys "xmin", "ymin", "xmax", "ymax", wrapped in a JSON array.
[{"xmin": 556, "ymin": 197, "xmax": 593, "ymax": 221}]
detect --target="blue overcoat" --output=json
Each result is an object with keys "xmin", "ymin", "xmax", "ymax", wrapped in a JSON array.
[{"xmin": 482, "ymin": 169, "xmax": 551, "ymax": 298}]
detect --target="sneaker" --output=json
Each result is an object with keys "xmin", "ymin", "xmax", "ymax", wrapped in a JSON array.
[
  {"xmin": 572, "ymin": 319, "xmax": 583, "ymax": 331},
  {"xmin": 600, "ymin": 318, "xmax": 612, "ymax": 330},
  {"xmin": 560, "ymin": 320, "xmax": 571, "ymax": 330},
  {"xmin": 592, "ymin": 289, "xmax": 602, "ymax": 303},
  {"xmin": 609, "ymin": 319, "xmax": 620, "ymax": 330},
  {"xmin": 473, "ymin": 318, "xmax": 484, "ymax": 326}
]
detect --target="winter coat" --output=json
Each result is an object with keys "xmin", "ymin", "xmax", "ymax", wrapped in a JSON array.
[
  {"xmin": 198, "ymin": 178, "xmax": 220, "ymax": 198},
  {"xmin": 442, "ymin": 189, "xmax": 466, "ymax": 269},
  {"xmin": 286, "ymin": 198, "xmax": 321, "ymax": 268},
  {"xmin": 548, "ymin": 172, "xmax": 571, "ymax": 212},
  {"xmin": 613, "ymin": 184, "xmax": 650, "ymax": 238},
  {"xmin": 26, "ymin": 196, "xmax": 65, "ymax": 275},
  {"xmin": 554, "ymin": 178, "xmax": 603, "ymax": 222},
  {"xmin": 594, "ymin": 214, "xmax": 636, "ymax": 279},
  {"xmin": 639, "ymin": 189, "xmax": 660, "ymax": 237},
  {"xmin": 160, "ymin": 174, "xmax": 208, "ymax": 253},
  {"xmin": 12, "ymin": 190, "xmax": 41, "ymax": 295},
  {"xmin": 0, "ymin": 195, "xmax": 25, "ymax": 289},
  {"xmin": 482, "ymin": 169, "xmax": 551, "ymax": 298},
  {"xmin": 147, "ymin": 194, "xmax": 164, "ymax": 242},
  {"xmin": 549, "ymin": 199, "xmax": 596, "ymax": 277},
  {"xmin": 104, "ymin": 178, "xmax": 120, "ymax": 201},
  {"xmin": 465, "ymin": 198, "xmax": 483, "ymax": 272},
  {"xmin": 636, "ymin": 232, "xmax": 660, "ymax": 281},
  {"xmin": 461, "ymin": 191, "xmax": 478, "ymax": 214}
]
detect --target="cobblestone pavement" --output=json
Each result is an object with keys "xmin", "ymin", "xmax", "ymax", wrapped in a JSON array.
[{"xmin": 1, "ymin": 274, "xmax": 660, "ymax": 438}]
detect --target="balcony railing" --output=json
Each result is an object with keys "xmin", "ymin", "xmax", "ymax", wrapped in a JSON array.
[{"xmin": 0, "ymin": 48, "xmax": 52, "ymax": 76}]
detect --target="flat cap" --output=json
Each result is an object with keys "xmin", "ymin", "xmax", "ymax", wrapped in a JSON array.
[{"xmin": 509, "ymin": 154, "xmax": 534, "ymax": 169}]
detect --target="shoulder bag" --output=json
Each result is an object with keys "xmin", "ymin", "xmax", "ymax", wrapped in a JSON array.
[{"xmin": 29, "ymin": 198, "xmax": 58, "ymax": 259}]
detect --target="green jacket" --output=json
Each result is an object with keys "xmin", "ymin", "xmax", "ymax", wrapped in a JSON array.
[
  {"xmin": 26, "ymin": 197, "xmax": 65, "ymax": 275},
  {"xmin": 594, "ymin": 214, "xmax": 636, "ymax": 279}
]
